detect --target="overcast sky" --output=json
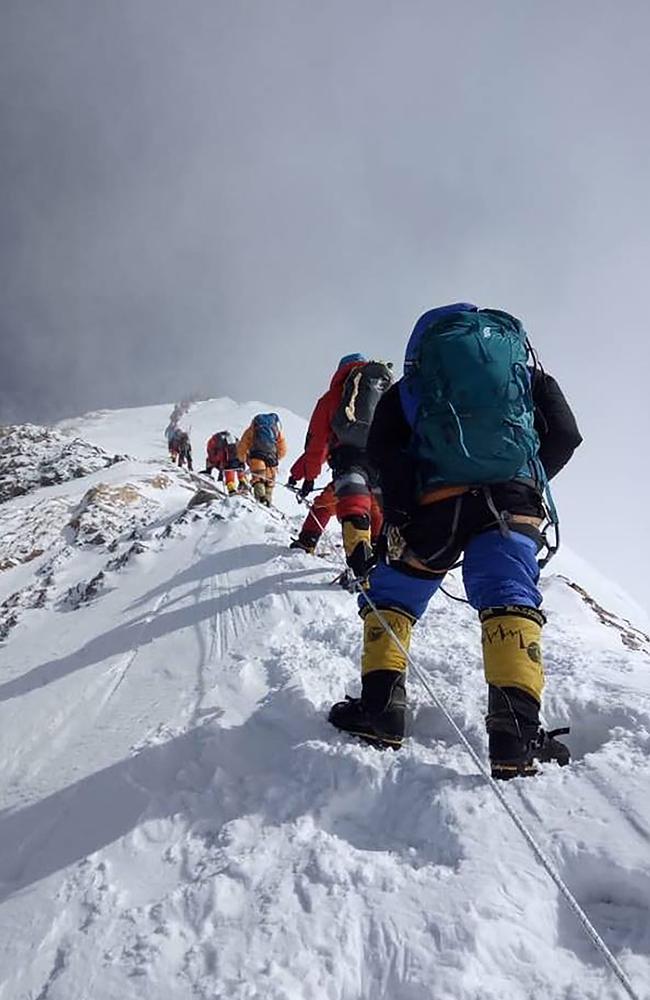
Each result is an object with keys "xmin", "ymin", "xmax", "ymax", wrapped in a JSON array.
[{"xmin": 1, "ymin": 0, "xmax": 649, "ymax": 611}]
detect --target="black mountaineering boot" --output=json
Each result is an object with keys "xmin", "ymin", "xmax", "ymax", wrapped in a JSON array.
[
  {"xmin": 346, "ymin": 539, "xmax": 377, "ymax": 585},
  {"xmin": 289, "ymin": 531, "xmax": 320, "ymax": 555},
  {"xmin": 531, "ymin": 726, "xmax": 571, "ymax": 768},
  {"xmin": 328, "ymin": 670, "xmax": 406, "ymax": 749},
  {"xmin": 487, "ymin": 685, "xmax": 570, "ymax": 779}
]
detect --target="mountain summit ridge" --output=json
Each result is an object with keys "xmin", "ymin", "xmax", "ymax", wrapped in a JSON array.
[{"xmin": 0, "ymin": 398, "xmax": 648, "ymax": 1000}]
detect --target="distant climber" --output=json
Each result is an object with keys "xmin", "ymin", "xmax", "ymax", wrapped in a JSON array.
[
  {"xmin": 168, "ymin": 399, "xmax": 193, "ymax": 426},
  {"xmin": 237, "ymin": 414, "xmax": 287, "ymax": 506},
  {"xmin": 168, "ymin": 427, "xmax": 193, "ymax": 470},
  {"xmin": 164, "ymin": 400, "xmax": 193, "ymax": 446},
  {"xmin": 164, "ymin": 399, "xmax": 195, "ymax": 471},
  {"xmin": 204, "ymin": 431, "xmax": 249, "ymax": 494},
  {"xmin": 327, "ymin": 304, "xmax": 582, "ymax": 780},
  {"xmin": 288, "ymin": 354, "xmax": 392, "ymax": 576}
]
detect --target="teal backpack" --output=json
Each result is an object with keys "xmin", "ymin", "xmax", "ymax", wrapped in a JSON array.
[{"xmin": 400, "ymin": 306, "xmax": 543, "ymax": 493}]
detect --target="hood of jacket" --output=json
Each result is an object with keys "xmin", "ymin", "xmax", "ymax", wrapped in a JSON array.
[{"xmin": 328, "ymin": 359, "xmax": 366, "ymax": 391}]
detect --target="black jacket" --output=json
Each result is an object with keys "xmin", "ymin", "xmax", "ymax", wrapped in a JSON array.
[{"xmin": 368, "ymin": 370, "xmax": 583, "ymax": 524}]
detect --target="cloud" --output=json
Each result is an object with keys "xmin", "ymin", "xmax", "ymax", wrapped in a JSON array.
[{"xmin": 1, "ymin": 0, "xmax": 649, "ymax": 607}]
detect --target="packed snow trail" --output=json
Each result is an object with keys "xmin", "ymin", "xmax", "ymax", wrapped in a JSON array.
[
  {"xmin": 1, "ymin": 400, "xmax": 649, "ymax": 1000},
  {"xmin": 353, "ymin": 586, "xmax": 642, "ymax": 1000}
]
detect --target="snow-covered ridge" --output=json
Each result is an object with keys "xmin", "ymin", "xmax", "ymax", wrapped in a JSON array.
[
  {"xmin": 0, "ymin": 398, "xmax": 649, "ymax": 1000},
  {"xmin": 558, "ymin": 575, "xmax": 649, "ymax": 654}
]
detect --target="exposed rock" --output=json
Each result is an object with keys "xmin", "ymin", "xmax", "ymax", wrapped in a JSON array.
[
  {"xmin": 59, "ymin": 572, "xmax": 107, "ymax": 610},
  {"xmin": 560, "ymin": 576, "xmax": 650, "ymax": 654},
  {"xmin": 68, "ymin": 483, "xmax": 159, "ymax": 547},
  {"xmin": 0, "ymin": 497, "xmax": 70, "ymax": 571},
  {"xmin": 0, "ymin": 424, "xmax": 125, "ymax": 504}
]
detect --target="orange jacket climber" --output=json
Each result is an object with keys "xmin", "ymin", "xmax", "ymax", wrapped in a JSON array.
[{"xmin": 237, "ymin": 413, "xmax": 287, "ymax": 506}]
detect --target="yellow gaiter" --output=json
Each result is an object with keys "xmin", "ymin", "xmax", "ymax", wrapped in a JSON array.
[
  {"xmin": 480, "ymin": 605, "xmax": 545, "ymax": 702},
  {"xmin": 342, "ymin": 519, "xmax": 372, "ymax": 560},
  {"xmin": 361, "ymin": 608, "xmax": 414, "ymax": 676}
]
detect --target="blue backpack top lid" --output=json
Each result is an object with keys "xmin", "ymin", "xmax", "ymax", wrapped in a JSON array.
[
  {"xmin": 254, "ymin": 413, "xmax": 280, "ymax": 430},
  {"xmin": 338, "ymin": 353, "xmax": 366, "ymax": 370}
]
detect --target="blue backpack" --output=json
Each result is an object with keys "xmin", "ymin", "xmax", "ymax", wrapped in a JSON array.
[
  {"xmin": 252, "ymin": 413, "xmax": 281, "ymax": 460},
  {"xmin": 400, "ymin": 304, "xmax": 543, "ymax": 493}
]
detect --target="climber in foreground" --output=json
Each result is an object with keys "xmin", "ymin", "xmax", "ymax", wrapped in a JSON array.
[
  {"xmin": 237, "ymin": 413, "xmax": 287, "ymax": 506},
  {"xmin": 288, "ymin": 354, "xmax": 392, "ymax": 574},
  {"xmin": 204, "ymin": 431, "xmax": 249, "ymax": 494},
  {"xmin": 328, "ymin": 303, "xmax": 583, "ymax": 779}
]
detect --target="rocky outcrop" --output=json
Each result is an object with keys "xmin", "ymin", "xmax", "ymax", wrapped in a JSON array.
[{"xmin": 0, "ymin": 424, "xmax": 125, "ymax": 504}]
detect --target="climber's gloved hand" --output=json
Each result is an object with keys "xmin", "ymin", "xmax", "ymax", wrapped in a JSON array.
[
  {"xmin": 298, "ymin": 479, "xmax": 315, "ymax": 500},
  {"xmin": 287, "ymin": 475, "xmax": 298, "ymax": 488}
]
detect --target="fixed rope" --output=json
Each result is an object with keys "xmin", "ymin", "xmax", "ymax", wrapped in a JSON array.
[
  {"xmin": 282, "ymin": 483, "xmax": 345, "ymax": 559},
  {"xmin": 353, "ymin": 583, "xmax": 642, "ymax": 1000},
  {"xmin": 283, "ymin": 483, "xmax": 329, "ymax": 534},
  {"xmin": 194, "ymin": 467, "xmax": 638, "ymax": 995}
]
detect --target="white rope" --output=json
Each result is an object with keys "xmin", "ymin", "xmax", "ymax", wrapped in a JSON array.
[
  {"xmin": 282, "ymin": 484, "xmax": 349, "ymax": 561},
  {"xmin": 189, "ymin": 465, "xmax": 639, "ymax": 996},
  {"xmin": 283, "ymin": 484, "xmax": 329, "ymax": 534},
  {"xmin": 356, "ymin": 584, "xmax": 642, "ymax": 1000},
  {"xmin": 299, "ymin": 499, "xmax": 329, "ymax": 539},
  {"xmin": 204, "ymin": 468, "xmax": 639, "ymax": 996}
]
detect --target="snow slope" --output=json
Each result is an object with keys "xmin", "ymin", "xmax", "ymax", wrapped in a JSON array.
[{"xmin": 1, "ymin": 399, "xmax": 649, "ymax": 1000}]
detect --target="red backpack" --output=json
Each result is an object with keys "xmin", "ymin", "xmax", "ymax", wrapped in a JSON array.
[{"xmin": 209, "ymin": 431, "xmax": 232, "ymax": 467}]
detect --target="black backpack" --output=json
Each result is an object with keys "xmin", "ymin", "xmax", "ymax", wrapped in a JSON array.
[
  {"xmin": 226, "ymin": 441, "xmax": 241, "ymax": 467},
  {"xmin": 331, "ymin": 361, "xmax": 393, "ymax": 449}
]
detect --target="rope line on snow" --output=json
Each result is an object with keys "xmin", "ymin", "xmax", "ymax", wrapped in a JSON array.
[
  {"xmin": 190, "ymin": 471, "xmax": 639, "ymax": 996},
  {"xmin": 354, "ymin": 584, "xmax": 642, "ymax": 1000},
  {"xmin": 288, "ymin": 490, "xmax": 344, "ymax": 559},
  {"xmin": 283, "ymin": 485, "xmax": 329, "ymax": 534}
]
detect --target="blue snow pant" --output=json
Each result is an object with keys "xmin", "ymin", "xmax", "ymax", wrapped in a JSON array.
[
  {"xmin": 358, "ymin": 529, "xmax": 546, "ymax": 701},
  {"xmin": 363, "ymin": 528, "xmax": 541, "ymax": 621}
]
